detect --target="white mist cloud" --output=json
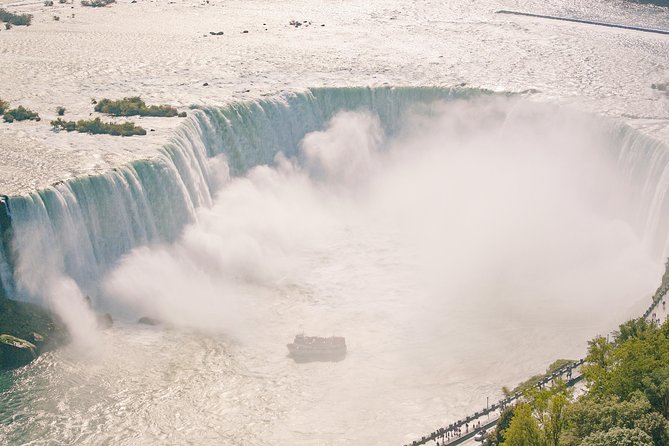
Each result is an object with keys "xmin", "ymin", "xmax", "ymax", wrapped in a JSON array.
[
  {"xmin": 103, "ymin": 155, "xmax": 338, "ymax": 334},
  {"xmin": 45, "ymin": 276, "xmax": 100, "ymax": 351},
  {"xmin": 102, "ymin": 97, "xmax": 660, "ymax": 360},
  {"xmin": 93, "ymin": 98, "xmax": 667, "ymax": 439},
  {"xmin": 13, "ymin": 222, "xmax": 100, "ymax": 350},
  {"xmin": 301, "ymin": 111, "xmax": 383, "ymax": 187},
  {"xmin": 366, "ymin": 98, "xmax": 658, "ymax": 333}
]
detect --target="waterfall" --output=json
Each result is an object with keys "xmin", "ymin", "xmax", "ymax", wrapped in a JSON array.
[
  {"xmin": 0, "ymin": 86, "xmax": 667, "ymax": 303},
  {"xmin": 612, "ymin": 125, "xmax": 669, "ymax": 257}
]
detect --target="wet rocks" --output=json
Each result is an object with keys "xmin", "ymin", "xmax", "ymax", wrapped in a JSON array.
[{"xmin": 0, "ymin": 296, "xmax": 67, "ymax": 370}]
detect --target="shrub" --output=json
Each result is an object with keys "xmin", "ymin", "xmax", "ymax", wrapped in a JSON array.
[
  {"xmin": 51, "ymin": 117, "xmax": 146, "ymax": 136},
  {"xmin": 44, "ymin": 0, "xmax": 54, "ymax": 6},
  {"xmin": 94, "ymin": 96, "xmax": 184, "ymax": 117},
  {"xmin": 0, "ymin": 9, "xmax": 33, "ymax": 26},
  {"xmin": 81, "ymin": 0, "xmax": 115, "ymax": 7},
  {"xmin": 0, "ymin": 99, "xmax": 8, "ymax": 115},
  {"xmin": 3, "ymin": 106, "xmax": 40, "ymax": 123},
  {"xmin": 50, "ymin": 118, "xmax": 75, "ymax": 131},
  {"xmin": 56, "ymin": 106, "xmax": 65, "ymax": 116}
]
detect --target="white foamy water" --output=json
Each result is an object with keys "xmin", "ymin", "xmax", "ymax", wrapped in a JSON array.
[{"xmin": 1, "ymin": 95, "xmax": 665, "ymax": 445}]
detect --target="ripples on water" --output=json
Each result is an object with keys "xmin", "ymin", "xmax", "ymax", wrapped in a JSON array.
[{"xmin": 0, "ymin": 327, "xmax": 291, "ymax": 445}]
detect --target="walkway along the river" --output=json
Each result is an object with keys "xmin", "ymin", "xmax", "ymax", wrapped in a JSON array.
[{"xmin": 403, "ymin": 282, "xmax": 669, "ymax": 446}]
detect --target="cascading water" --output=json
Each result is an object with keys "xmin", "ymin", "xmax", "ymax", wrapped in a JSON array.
[
  {"xmin": 2, "ymin": 87, "xmax": 669, "ymax": 446},
  {"xmin": 0, "ymin": 87, "xmax": 489, "ymax": 302},
  {"xmin": 1, "ymin": 87, "xmax": 668, "ymax": 303}
]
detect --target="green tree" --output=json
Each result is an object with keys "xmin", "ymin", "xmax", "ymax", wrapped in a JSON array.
[
  {"xmin": 566, "ymin": 394, "xmax": 654, "ymax": 440},
  {"xmin": 501, "ymin": 383, "xmax": 572, "ymax": 446},
  {"xmin": 526, "ymin": 381, "xmax": 572, "ymax": 446},
  {"xmin": 580, "ymin": 427, "xmax": 653, "ymax": 446},
  {"xmin": 501, "ymin": 403, "xmax": 543, "ymax": 446},
  {"xmin": 583, "ymin": 320, "xmax": 669, "ymax": 413},
  {"xmin": 543, "ymin": 390, "xmax": 570, "ymax": 446}
]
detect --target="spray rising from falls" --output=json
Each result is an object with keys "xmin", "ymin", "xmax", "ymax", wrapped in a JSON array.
[
  {"xmin": 0, "ymin": 87, "xmax": 669, "ymax": 341},
  {"xmin": 3, "ymin": 88, "xmax": 669, "ymax": 446},
  {"xmin": 0, "ymin": 88, "xmax": 485, "ymax": 332}
]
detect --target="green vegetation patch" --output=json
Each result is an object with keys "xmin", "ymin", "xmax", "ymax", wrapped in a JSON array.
[
  {"xmin": 51, "ymin": 117, "xmax": 147, "ymax": 136},
  {"xmin": 81, "ymin": 0, "xmax": 115, "ymax": 7},
  {"xmin": 0, "ymin": 99, "xmax": 8, "ymax": 115},
  {"xmin": 0, "ymin": 8, "xmax": 32, "ymax": 26},
  {"xmin": 3, "ymin": 106, "xmax": 40, "ymax": 123},
  {"xmin": 94, "ymin": 96, "xmax": 186, "ymax": 117},
  {"xmin": 503, "ymin": 358, "xmax": 575, "ymax": 396}
]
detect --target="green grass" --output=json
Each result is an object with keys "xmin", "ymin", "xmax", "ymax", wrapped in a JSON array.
[
  {"xmin": 51, "ymin": 117, "xmax": 147, "ymax": 136},
  {"xmin": 0, "ymin": 8, "xmax": 32, "ymax": 26},
  {"xmin": 94, "ymin": 96, "xmax": 186, "ymax": 117}
]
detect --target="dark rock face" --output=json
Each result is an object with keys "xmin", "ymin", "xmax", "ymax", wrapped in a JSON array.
[
  {"xmin": 0, "ymin": 297, "xmax": 67, "ymax": 370},
  {"xmin": 0, "ymin": 334, "xmax": 37, "ymax": 370}
]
